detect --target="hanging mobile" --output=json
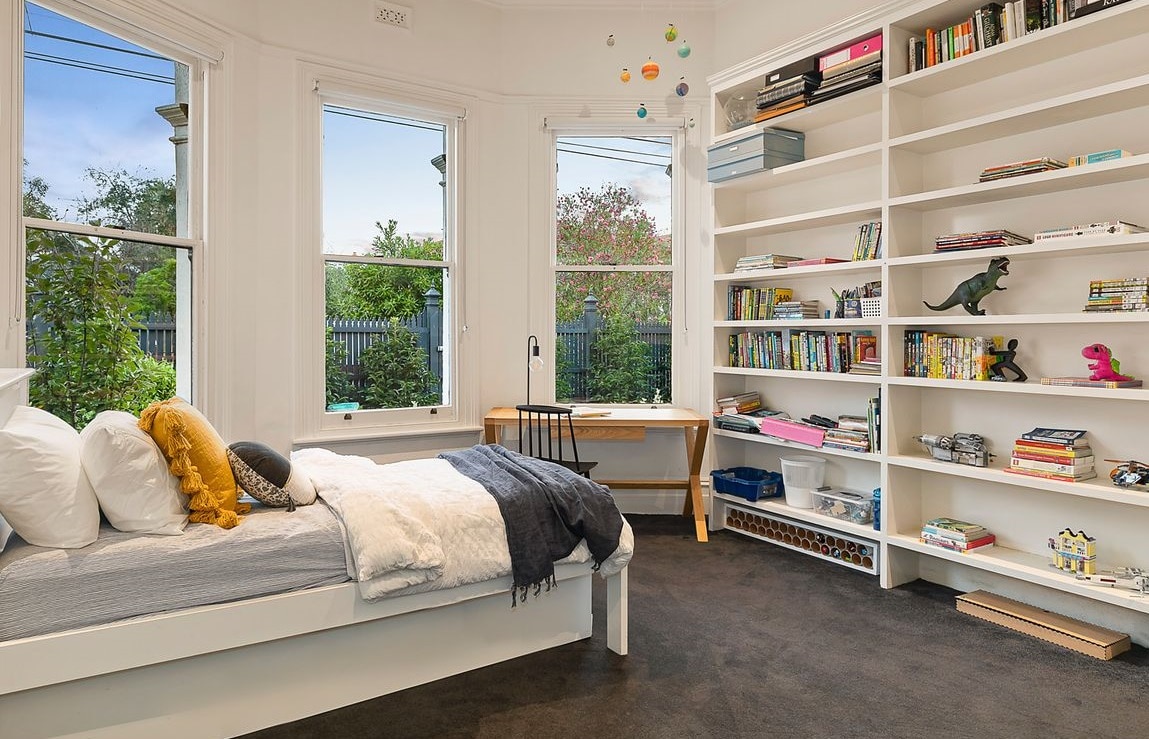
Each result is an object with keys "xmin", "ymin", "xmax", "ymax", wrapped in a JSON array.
[
  {"xmin": 641, "ymin": 57, "xmax": 660, "ymax": 80},
  {"xmin": 620, "ymin": 67, "xmax": 631, "ymax": 83},
  {"xmin": 675, "ymin": 77, "xmax": 689, "ymax": 97},
  {"xmin": 677, "ymin": 41, "xmax": 691, "ymax": 58},
  {"xmin": 636, "ymin": 103, "xmax": 648, "ymax": 119},
  {"xmin": 664, "ymin": 24, "xmax": 678, "ymax": 42},
  {"xmin": 606, "ymin": 34, "xmax": 615, "ymax": 47}
]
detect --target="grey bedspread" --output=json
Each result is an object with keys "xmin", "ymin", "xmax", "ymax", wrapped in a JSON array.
[
  {"xmin": 0, "ymin": 501, "xmax": 351, "ymax": 642},
  {"xmin": 439, "ymin": 444, "xmax": 624, "ymax": 601}
]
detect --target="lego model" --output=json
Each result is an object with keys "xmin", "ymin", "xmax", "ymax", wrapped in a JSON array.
[
  {"xmin": 1048, "ymin": 528, "xmax": 1097, "ymax": 575},
  {"xmin": 1076, "ymin": 567, "xmax": 1149, "ymax": 595},
  {"xmin": 914, "ymin": 432, "xmax": 991, "ymax": 467},
  {"xmin": 1107, "ymin": 459, "xmax": 1149, "ymax": 488}
]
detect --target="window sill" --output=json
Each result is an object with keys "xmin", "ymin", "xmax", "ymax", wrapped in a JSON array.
[{"xmin": 293, "ymin": 422, "xmax": 483, "ymax": 448}]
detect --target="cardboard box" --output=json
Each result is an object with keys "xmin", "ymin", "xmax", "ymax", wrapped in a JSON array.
[{"xmin": 955, "ymin": 590, "xmax": 1131, "ymax": 660}]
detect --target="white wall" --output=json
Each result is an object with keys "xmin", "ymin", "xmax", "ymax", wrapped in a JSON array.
[{"xmin": 712, "ymin": 0, "xmax": 877, "ymax": 73}]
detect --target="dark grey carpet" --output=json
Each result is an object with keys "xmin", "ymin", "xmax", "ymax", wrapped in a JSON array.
[{"xmin": 246, "ymin": 515, "xmax": 1149, "ymax": 739}]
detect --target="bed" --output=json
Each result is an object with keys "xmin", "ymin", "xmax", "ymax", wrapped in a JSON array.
[{"xmin": 0, "ymin": 409, "xmax": 632, "ymax": 739}]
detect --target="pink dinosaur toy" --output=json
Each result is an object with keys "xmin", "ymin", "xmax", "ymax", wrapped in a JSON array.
[{"xmin": 1082, "ymin": 343, "xmax": 1133, "ymax": 382}]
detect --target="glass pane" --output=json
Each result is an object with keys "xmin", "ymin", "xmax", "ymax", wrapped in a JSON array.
[
  {"xmin": 322, "ymin": 106, "xmax": 446, "ymax": 255},
  {"xmin": 25, "ymin": 227, "xmax": 189, "ymax": 429},
  {"xmin": 555, "ymin": 271, "xmax": 671, "ymax": 405},
  {"xmin": 23, "ymin": 2, "xmax": 186, "ymax": 234},
  {"xmin": 324, "ymin": 262, "xmax": 446, "ymax": 411},
  {"xmin": 556, "ymin": 136, "xmax": 672, "ymax": 267}
]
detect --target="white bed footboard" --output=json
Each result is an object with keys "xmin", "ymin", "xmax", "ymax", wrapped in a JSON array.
[{"xmin": 0, "ymin": 563, "xmax": 628, "ymax": 739}]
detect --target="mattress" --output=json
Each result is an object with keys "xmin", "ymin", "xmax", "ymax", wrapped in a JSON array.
[{"xmin": 0, "ymin": 500, "xmax": 351, "ymax": 642}]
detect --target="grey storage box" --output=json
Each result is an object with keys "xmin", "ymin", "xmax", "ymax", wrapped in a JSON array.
[{"xmin": 707, "ymin": 127, "xmax": 805, "ymax": 183}]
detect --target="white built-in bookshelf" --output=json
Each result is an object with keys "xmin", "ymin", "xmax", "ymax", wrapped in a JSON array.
[{"xmin": 707, "ymin": 0, "xmax": 1149, "ymax": 642}]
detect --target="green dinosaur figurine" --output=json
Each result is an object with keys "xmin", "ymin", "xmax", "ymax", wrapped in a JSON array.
[{"xmin": 923, "ymin": 257, "xmax": 1010, "ymax": 315}]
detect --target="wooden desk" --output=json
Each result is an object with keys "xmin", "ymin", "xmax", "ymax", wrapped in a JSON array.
[{"xmin": 483, "ymin": 406, "xmax": 711, "ymax": 542}]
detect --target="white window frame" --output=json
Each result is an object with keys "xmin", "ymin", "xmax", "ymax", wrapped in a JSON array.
[
  {"xmin": 298, "ymin": 73, "xmax": 470, "ymax": 440},
  {"xmin": 543, "ymin": 118, "xmax": 687, "ymax": 407},
  {"xmin": 2, "ymin": 0, "xmax": 217, "ymax": 406}
]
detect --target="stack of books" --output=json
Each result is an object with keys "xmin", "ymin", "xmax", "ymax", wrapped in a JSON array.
[
  {"xmin": 1005, "ymin": 428, "xmax": 1096, "ymax": 482},
  {"xmin": 1083, "ymin": 277, "xmax": 1149, "ymax": 313},
  {"xmin": 1034, "ymin": 220, "xmax": 1147, "ymax": 243},
  {"xmin": 978, "ymin": 157, "xmax": 1067, "ymax": 182},
  {"xmin": 851, "ymin": 221, "xmax": 883, "ymax": 261},
  {"xmin": 754, "ymin": 65, "xmax": 820, "ymax": 124},
  {"xmin": 822, "ymin": 415, "xmax": 871, "ymax": 453},
  {"xmin": 733, "ymin": 253, "xmax": 801, "ymax": 271},
  {"xmin": 786, "ymin": 257, "xmax": 849, "ymax": 267},
  {"xmin": 715, "ymin": 391, "xmax": 762, "ymax": 415},
  {"xmin": 919, "ymin": 517, "xmax": 996, "ymax": 553},
  {"xmin": 773, "ymin": 300, "xmax": 821, "ymax": 320},
  {"xmin": 934, "ymin": 229, "xmax": 1031, "ymax": 252},
  {"xmin": 1040, "ymin": 376, "xmax": 1143, "ymax": 389},
  {"xmin": 809, "ymin": 34, "xmax": 882, "ymax": 106}
]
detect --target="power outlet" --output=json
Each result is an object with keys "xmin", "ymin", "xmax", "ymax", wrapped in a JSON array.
[{"xmin": 374, "ymin": 1, "xmax": 411, "ymax": 29}]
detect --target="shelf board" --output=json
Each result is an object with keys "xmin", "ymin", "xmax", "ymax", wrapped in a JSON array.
[
  {"xmin": 715, "ymin": 201, "xmax": 883, "ymax": 237},
  {"xmin": 714, "ymin": 366, "xmax": 882, "ymax": 383},
  {"xmin": 712, "ymin": 143, "xmax": 883, "ymax": 193},
  {"xmin": 886, "ymin": 453, "xmax": 1149, "ymax": 507},
  {"xmin": 711, "ymin": 85, "xmax": 883, "ymax": 146},
  {"xmin": 887, "ymin": 533, "xmax": 1149, "ymax": 614},
  {"xmin": 887, "ymin": 233, "xmax": 1149, "ymax": 266},
  {"xmin": 885, "ymin": 376, "xmax": 1149, "ymax": 401},
  {"xmin": 889, "ymin": 155, "xmax": 1149, "ymax": 211},
  {"xmin": 887, "ymin": 312, "xmax": 1149, "ymax": 326},
  {"xmin": 715, "ymin": 318, "xmax": 880, "ymax": 329},
  {"xmin": 715, "ymin": 490, "xmax": 880, "ymax": 540},
  {"xmin": 715, "ymin": 260, "xmax": 881, "ymax": 282},
  {"xmin": 890, "ymin": 73, "xmax": 1149, "ymax": 154},
  {"xmin": 888, "ymin": 1, "xmax": 1149, "ymax": 98},
  {"xmin": 712, "ymin": 427, "xmax": 881, "ymax": 462}
]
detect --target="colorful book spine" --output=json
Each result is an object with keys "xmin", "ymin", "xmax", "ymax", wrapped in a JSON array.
[{"xmin": 920, "ymin": 531, "xmax": 996, "ymax": 551}]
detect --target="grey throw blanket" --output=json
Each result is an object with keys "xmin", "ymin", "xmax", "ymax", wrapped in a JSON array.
[{"xmin": 439, "ymin": 444, "xmax": 624, "ymax": 605}]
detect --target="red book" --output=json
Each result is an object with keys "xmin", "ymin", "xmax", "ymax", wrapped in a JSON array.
[
  {"xmin": 1010, "ymin": 450, "xmax": 1093, "ymax": 465},
  {"xmin": 920, "ymin": 531, "xmax": 996, "ymax": 551},
  {"xmin": 788, "ymin": 257, "xmax": 849, "ymax": 267},
  {"xmin": 1013, "ymin": 438, "xmax": 1091, "ymax": 454}
]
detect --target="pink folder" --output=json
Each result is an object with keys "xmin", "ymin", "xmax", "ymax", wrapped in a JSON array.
[{"xmin": 758, "ymin": 417, "xmax": 826, "ymax": 447}]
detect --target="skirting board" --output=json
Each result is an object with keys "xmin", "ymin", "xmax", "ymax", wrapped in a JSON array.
[{"xmin": 956, "ymin": 590, "xmax": 1131, "ymax": 661}]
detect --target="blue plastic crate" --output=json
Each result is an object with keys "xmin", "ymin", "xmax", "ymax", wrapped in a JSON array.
[{"xmin": 711, "ymin": 467, "xmax": 784, "ymax": 502}]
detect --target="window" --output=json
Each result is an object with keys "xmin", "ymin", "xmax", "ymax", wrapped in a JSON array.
[
  {"xmin": 315, "ymin": 90, "xmax": 461, "ymax": 433},
  {"xmin": 20, "ymin": 1, "xmax": 201, "ymax": 428},
  {"xmin": 553, "ymin": 132, "xmax": 677, "ymax": 404}
]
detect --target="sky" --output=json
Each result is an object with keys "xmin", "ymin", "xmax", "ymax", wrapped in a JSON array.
[{"xmin": 22, "ymin": 2, "xmax": 673, "ymax": 252}]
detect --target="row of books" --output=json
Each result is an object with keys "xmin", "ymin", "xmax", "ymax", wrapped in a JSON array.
[
  {"xmin": 1083, "ymin": 276, "xmax": 1148, "ymax": 313},
  {"xmin": 907, "ymin": 0, "xmax": 1115, "ymax": 73},
  {"xmin": 919, "ymin": 517, "xmax": 996, "ymax": 553},
  {"xmin": 822, "ymin": 413, "xmax": 871, "ymax": 453},
  {"xmin": 934, "ymin": 229, "xmax": 1031, "ymax": 252},
  {"xmin": 727, "ymin": 329, "xmax": 876, "ymax": 373},
  {"xmin": 979, "ymin": 156, "xmax": 1067, "ymax": 182},
  {"xmin": 1034, "ymin": 220, "xmax": 1146, "ymax": 243},
  {"xmin": 754, "ymin": 35, "xmax": 882, "ymax": 124},
  {"xmin": 903, "ymin": 331, "xmax": 1001, "ymax": 381},
  {"xmin": 726, "ymin": 286, "xmax": 794, "ymax": 321},
  {"xmin": 1003, "ymin": 428, "xmax": 1097, "ymax": 482},
  {"xmin": 851, "ymin": 221, "xmax": 883, "ymax": 261}
]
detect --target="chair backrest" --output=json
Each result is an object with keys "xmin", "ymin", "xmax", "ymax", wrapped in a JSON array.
[{"xmin": 515, "ymin": 403, "xmax": 583, "ymax": 468}]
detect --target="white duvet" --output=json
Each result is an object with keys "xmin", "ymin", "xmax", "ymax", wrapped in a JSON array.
[{"xmin": 292, "ymin": 448, "xmax": 633, "ymax": 601}]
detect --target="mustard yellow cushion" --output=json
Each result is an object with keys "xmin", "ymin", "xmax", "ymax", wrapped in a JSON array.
[{"xmin": 138, "ymin": 398, "xmax": 249, "ymax": 528}]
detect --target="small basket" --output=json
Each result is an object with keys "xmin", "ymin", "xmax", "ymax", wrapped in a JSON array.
[
  {"xmin": 860, "ymin": 297, "xmax": 882, "ymax": 318},
  {"xmin": 711, "ymin": 467, "xmax": 784, "ymax": 502}
]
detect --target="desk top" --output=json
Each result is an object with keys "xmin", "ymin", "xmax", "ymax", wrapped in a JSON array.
[{"xmin": 484, "ymin": 406, "xmax": 708, "ymax": 427}]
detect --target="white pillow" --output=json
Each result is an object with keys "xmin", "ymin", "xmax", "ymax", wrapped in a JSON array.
[
  {"xmin": 80, "ymin": 411, "xmax": 188, "ymax": 535},
  {"xmin": 0, "ymin": 406, "xmax": 100, "ymax": 548}
]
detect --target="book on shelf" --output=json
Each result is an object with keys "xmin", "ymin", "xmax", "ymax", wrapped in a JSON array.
[
  {"xmin": 772, "ymin": 300, "xmax": 821, "ymax": 320},
  {"xmin": 727, "ymin": 286, "xmax": 794, "ymax": 321},
  {"xmin": 1010, "ymin": 456, "xmax": 1095, "ymax": 475},
  {"xmin": 1034, "ymin": 221, "xmax": 1147, "ymax": 241},
  {"xmin": 787, "ymin": 257, "xmax": 849, "ymax": 267},
  {"xmin": 821, "ymin": 50, "xmax": 881, "ymax": 81},
  {"xmin": 1005, "ymin": 466, "xmax": 1098, "ymax": 482},
  {"xmin": 1067, "ymin": 148, "xmax": 1133, "ymax": 166},
  {"xmin": 1019, "ymin": 427, "xmax": 1089, "ymax": 446},
  {"xmin": 922, "ymin": 516, "xmax": 990, "ymax": 540},
  {"xmin": 1070, "ymin": 0, "xmax": 1134, "ymax": 20},
  {"xmin": 978, "ymin": 157, "xmax": 1067, "ymax": 182},
  {"xmin": 1040, "ymin": 376, "xmax": 1143, "ymax": 389},
  {"xmin": 920, "ymin": 531, "xmax": 996, "ymax": 552},
  {"xmin": 817, "ymin": 33, "xmax": 882, "ymax": 72},
  {"xmin": 934, "ymin": 229, "xmax": 1032, "ymax": 252},
  {"xmin": 716, "ymin": 390, "xmax": 762, "ymax": 415},
  {"xmin": 753, "ymin": 99, "xmax": 806, "ymax": 123},
  {"xmin": 1011, "ymin": 445, "xmax": 1092, "ymax": 461}
]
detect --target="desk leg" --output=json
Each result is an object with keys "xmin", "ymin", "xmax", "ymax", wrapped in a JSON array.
[
  {"xmin": 682, "ymin": 421, "xmax": 709, "ymax": 543},
  {"xmin": 483, "ymin": 422, "xmax": 499, "ymax": 445}
]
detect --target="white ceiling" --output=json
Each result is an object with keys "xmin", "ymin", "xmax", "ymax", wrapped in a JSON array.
[{"xmin": 480, "ymin": 0, "xmax": 724, "ymax": 9}]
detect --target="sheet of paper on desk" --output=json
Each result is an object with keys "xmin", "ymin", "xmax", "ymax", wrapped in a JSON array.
[{"xmin": 571, "ymin": 407, "xmax": 612, "ymax": 418}]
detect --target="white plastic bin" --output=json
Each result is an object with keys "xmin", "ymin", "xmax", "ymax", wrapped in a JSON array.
[{"xmin": 779, "ymin": 455, "xmax": 826, "ymax": 508}]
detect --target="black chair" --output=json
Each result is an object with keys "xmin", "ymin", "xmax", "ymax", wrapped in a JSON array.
[{"xmin": 515, "ymin": 404, "xmax": 598, "ymax": 478}]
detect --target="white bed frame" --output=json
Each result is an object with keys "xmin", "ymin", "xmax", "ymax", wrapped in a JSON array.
[{"xmin": 0, "ymin": 562, "xmax": 628, "ymax": 738}]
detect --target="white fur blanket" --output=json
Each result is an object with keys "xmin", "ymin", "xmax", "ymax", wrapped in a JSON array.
[{"xmin": 292, "ymin": 448, "xmax": 633, "ymax": 601}]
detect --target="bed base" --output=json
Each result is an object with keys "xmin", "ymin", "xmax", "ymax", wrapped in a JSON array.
[{"xmin": 0, "ymin": 563, "xmax": 628, "ymax": 738}]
